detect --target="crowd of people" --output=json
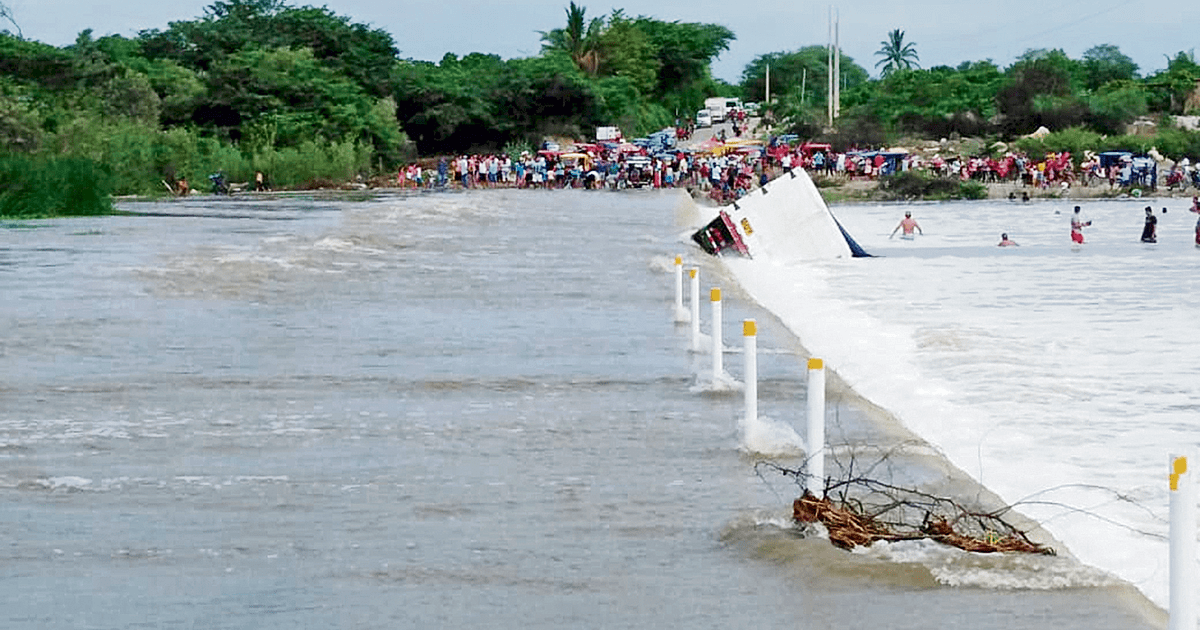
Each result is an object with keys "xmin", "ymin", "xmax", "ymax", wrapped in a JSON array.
[
  {"xmin": 392, "ymin": 121, "xmax": 1198, "ymax": 208},
  {"xmin": 392, "ymin": 141, "xmax": 774, "ymax": 203},
  {"xmin": 780, "ymin": 146, "xmax": 1169, "ymax": 192}
]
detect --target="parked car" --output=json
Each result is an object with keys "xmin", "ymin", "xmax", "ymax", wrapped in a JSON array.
[
  {"xmin": 744, "ymin": 102, "xmax": 760, "ymax": 116},
  {"xmin": 695, "ymin": 109, "xmax": 713, "ymax": 127}
]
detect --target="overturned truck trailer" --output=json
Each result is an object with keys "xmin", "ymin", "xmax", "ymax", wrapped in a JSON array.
[{"xmin": 692, "ymin": 168, "xmax": 871, "ymax": 261}]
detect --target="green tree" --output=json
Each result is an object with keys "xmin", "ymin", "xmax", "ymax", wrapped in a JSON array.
[
  {"xmin": 499, "ymin": 53, "xmax": 602, "ymax": 142},
  {"xmin": 1081, "ymin": 44, "xmax": 1138, "ymax": 90},
  {"xmin": 874, "ymin": 29, "xmax": 919, "ymax": 77},
  {"xmin": 539, "ymin": 2, "xmax": 604, "ymax": 75},
  {"xmin": 201, "ymin": 46, "xmax": 380, "ymax": 147},
  {"xmin": 251, "ymin": 6, "xmax": 398, "ymax": 98},
  {"xmin": 137, "ymin": 0, "xmax": 398, "ymax": 97},
  {"xmin": 596, "ymin": 10, "xmax": 657, "ymax": 97},
  {"xmin": 0, "ymin": 87, "xmax": 43, "ymax": 152},
  {"xmin": 0, "ymin": 33, "xmax": 77, "ymax": 89},
  {"xmin": 996, "ymin": 49, "xmax": 1086, "ymax": 135},
  {"xmin": 630, "ymin": 17, "xmax": 733, "ymax": 117},
  {"xmin": 844, "ymin": 61, "xmax": 1002, "ymax": 136},
  {"xmin": 1144, "ymin": 51, "xmax": 1200, "ymax": 114},
  {"xmin": 133, "ymin": 57, "xmax": 206, "ymax": 125},
  {"xmin": 99, "ymin": 69, "xmax": 161, "ymax": 123},
  {"xmin": 393, "ymin": 52, "xmax": 599, "ymax": 154},
  {"xmin": 137, "ymin": 0, "xmax": 282, "ymax": 71},
  {"xmin": 393, "ymin": 53, "xmax": 506, "ymax": 154},
  {"xmin": 740, "ymin": 46, "xmax": 867, "ymax": 107},
  {"xmin": 1086, "ymin": 81, "xmax": 1147, "ymax": 135}
]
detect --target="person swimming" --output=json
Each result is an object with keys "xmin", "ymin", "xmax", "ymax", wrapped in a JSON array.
[{"xmin": 998, "ymin": 233, "xmax": 1018, "ymax": 247}]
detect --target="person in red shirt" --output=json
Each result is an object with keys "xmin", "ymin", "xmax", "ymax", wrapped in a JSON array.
[{"xmin": 1071, "ymin": 206, "xmax": 1091, "ymax": 244}]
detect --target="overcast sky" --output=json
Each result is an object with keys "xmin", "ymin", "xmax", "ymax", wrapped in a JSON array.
[{"xmin": 10, "ymin": 0, "xmax": 1195, "ymax": 82}]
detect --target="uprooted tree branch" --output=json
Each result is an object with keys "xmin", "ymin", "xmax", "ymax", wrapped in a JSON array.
[
  {"xmin": 756, "ymin": 457, "xmax": 1056, "ymax": 556},
  {"xmin": 0, "ymin": 2, "xmax": 20, "ymax": 39}
]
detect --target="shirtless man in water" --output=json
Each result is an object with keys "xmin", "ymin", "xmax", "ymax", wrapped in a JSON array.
[{"xmin": 890, "ymin": 211, "xmax": 922, "ymax": 239}]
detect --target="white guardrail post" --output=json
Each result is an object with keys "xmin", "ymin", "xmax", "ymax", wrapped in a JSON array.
[
  {"xmin": 806, "ymin": 358, "xmax": 826, "ymax": 496},
  {"xmin": 689, "ymin": 268, "xmax": 700, "ymax": 352},
  {"xmin": 1169, "ymin": 453, "xmax": 1197, "ymax": 630},
  {"xmin": 743, "ymin": 320, "xmax": 757, "ymax": 422},
  {"xmin": 710, "ymin": 287, "xmax": 723, "ymax": 386}
]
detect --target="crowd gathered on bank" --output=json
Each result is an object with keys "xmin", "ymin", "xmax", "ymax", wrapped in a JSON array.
[{"xmin": 392, "ymin": 124, "xmax": 1192, "ymax": 204}]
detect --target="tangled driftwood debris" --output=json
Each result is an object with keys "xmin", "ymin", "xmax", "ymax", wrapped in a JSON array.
[
  {"xmin": 792, "ymin": 492, "xmax": 1054, "ymax": 555},
  {"xmin": 759, "ymin": 459, "xmax": 1055, "ymax": 556}
]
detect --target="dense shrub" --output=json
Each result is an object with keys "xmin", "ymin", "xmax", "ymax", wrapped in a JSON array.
[
  {"xmin": 879, "ymin": 170, "xmax": 987, "ymax": 201},
  {"xmin": 0, "ymin": 156, "xmax": 113, "ymax": 218},
  {"xmin": 249, "ymin": 140, "xmax": 371, "ymax": 189}
]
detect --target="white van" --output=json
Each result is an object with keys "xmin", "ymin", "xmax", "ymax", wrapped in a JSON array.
[{"xmin": 695, "ymin": 109, "xmax": 713, "ymax": 127}]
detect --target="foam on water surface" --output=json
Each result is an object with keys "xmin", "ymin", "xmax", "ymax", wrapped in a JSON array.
[{"xmin": 712, "ymin": 194, "xmax": 1200, "ymax": 610}]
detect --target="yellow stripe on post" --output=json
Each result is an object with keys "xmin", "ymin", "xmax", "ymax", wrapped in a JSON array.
[
  {"xmin": 808, "ymin": 358, "xmax": 823, "ymax": 370},
  {"xmin": 1171, "ymin": 456, "xmax": 1188, "ymax": 491},
  {"xmin": 743, "ymin": 320, "xmax": 756, "ymax": 336},
  {"xmin": 711, "ymin": 287, "xmax": 721, "ymax": 302},
  {"xmin": 675, "ymin": 255, "xmax": 682, "ymax": 265},
  {"xmin": 689, "ymin": 268, "xmax": 697, "ymax": 279}
]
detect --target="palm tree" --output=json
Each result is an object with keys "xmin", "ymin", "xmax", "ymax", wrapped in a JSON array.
[
  {"xmin": 874, "ymin": 29, "xmax": 919, "ymax": 76},
  {"xmin": 539, "ymin": 2, "xmax": 604, "ymax": 75}
]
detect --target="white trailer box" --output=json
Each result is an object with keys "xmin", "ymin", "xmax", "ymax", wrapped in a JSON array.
[
  {"xmin": 704, "ymin": 97, "xmax": 727, "ymax": 122},
  {"xmin": 596, "ymin": 126, "xmax": 623, "ymax": 141}
]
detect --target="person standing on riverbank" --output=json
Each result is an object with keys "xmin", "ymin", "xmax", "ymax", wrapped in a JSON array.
[{"xmin": 1071, "ymin": 206, "xmax": 1091, "ymax": 244}]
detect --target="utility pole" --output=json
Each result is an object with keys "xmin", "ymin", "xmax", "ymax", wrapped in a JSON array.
[
  {"xmin": 765, "ymin": 63, "xmax": 770, "ymax": 104},
  {"xmin": 826, "ymin": 6, "xmax": 833, "ymax": 127},
  {"xmin": 833, "ymin": 10, "xmax": 840, "ymax": 120}
]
